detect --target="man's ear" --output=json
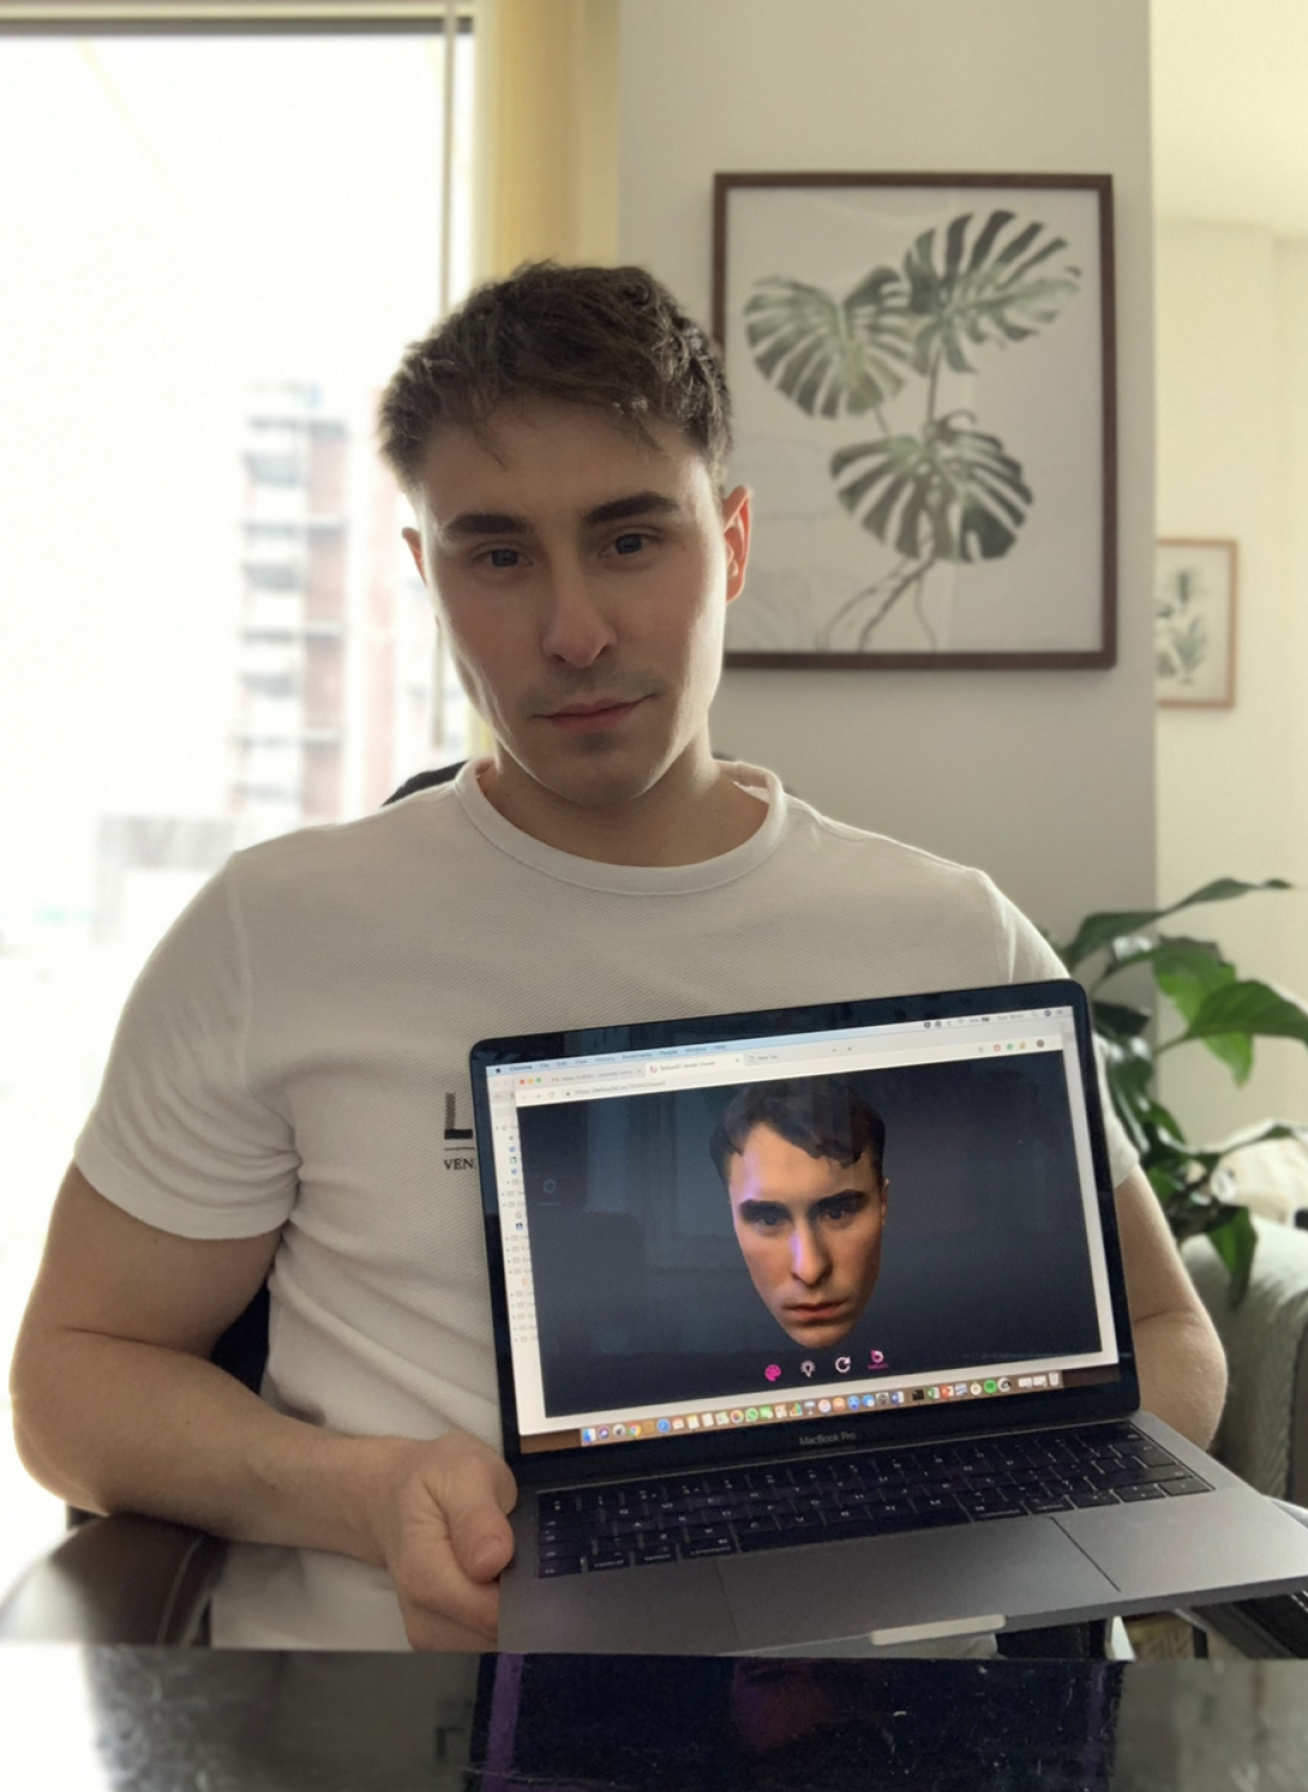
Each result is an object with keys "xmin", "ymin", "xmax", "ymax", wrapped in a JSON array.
[
  {"xmin": 721, "ymin": 485, "xmax": 751, "ymax": 605},
  {"xmin": 879, "ymin": 1177, "xmax": 890, "ymax": 1218},
  {"xmin": 402, "ymin": 525, "xmax": 426, "ymax": 583}
]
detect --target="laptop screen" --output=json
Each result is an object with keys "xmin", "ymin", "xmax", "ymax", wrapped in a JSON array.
[{"xmin": 471, "ymin": 982, "xmax": 1132, "ymax": 1462}]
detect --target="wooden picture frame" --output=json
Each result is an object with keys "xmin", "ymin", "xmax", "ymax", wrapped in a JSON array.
[
  {"xmin": 1155, "ymin": 539, "xmax": 1237, "ymax": 709},
  {"xmin": 712, "ymin": 172, "xmax": 1117, "ymax": 669}
]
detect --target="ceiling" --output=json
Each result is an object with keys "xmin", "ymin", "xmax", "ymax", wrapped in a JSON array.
[{"xmin": 1153, "ymin": 0, "xmax": 1308, "ymax": 237}]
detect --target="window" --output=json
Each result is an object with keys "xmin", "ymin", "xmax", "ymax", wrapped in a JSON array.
[{"xmin": 0, "ymin": 9, "xmax": 477, "ymax": 1589}]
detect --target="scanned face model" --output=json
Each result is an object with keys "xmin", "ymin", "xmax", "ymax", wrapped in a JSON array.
[{"xmin": 725, "ymin": 1122, "xmax": 889, "ymax": 1348}]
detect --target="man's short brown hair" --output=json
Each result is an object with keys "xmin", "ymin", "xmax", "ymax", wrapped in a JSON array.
[
  {"xmin": 709, "ymin": 1079, "xmax": 888, "ymax": 1186},
  {"xmin": 376, "ymin": 260, "xmax": 733, "ymax": 497}
]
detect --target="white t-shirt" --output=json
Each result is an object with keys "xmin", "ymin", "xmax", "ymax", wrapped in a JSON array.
[{"xmin": 75, "ymin": 759, "xmax": 1136, "ymax": 1650}]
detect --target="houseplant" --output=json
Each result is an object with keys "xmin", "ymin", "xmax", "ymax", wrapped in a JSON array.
[{"xmin": 1048, "ymin": 878, "xmax": 1308, "ymax": 1303}]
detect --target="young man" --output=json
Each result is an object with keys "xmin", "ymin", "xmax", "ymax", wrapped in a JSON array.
[{"xmin": 11, "ymin": 263, "xmax": 1225, "ymax": 1654}]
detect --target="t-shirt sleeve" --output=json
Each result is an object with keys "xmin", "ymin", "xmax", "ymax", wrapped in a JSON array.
[
  {"xmin": 982, "ymin": 874, "xmax": 1139, "ymax": 1191},
  {"xmin": 74, "ymin": 859, "xmax": 299, "ymax": 1239}
]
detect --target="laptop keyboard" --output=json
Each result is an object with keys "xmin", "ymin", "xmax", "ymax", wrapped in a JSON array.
[{"xmin": 535, "ymin": 1421, "xmax": 1212, "ymax": 1577}]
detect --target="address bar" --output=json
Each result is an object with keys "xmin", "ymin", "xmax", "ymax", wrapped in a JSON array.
[{"xmin": 513, "ymin": 1035, "xmax": 1026, "ymax": 1104}]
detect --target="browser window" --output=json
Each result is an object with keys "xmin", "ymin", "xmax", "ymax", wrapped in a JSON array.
[{"xmin": 484, "ymin": 1003, "xmax": 1120, "ymax": 1455}]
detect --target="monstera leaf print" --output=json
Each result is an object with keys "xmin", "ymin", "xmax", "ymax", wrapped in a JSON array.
[
  {"xmin": 738, "ymin": 204, "xmax": 1086, "ymax": 647},
  {"xmin": 903, "ymin": 209, "xmax": 1081, "ymax": 376},
  {"xmin": 829, "ymin": 412, "xmax": 1032, "ymax": 563},
  {"xmin": 743, "ymin": 268, "xmax": 913, "ymax": 417}
]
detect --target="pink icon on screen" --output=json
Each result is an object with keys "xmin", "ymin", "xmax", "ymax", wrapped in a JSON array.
[
  {"xmin": 764, "ymin": 1363, "xmax": 782, "ymax": 1383},
  {"xmin": 869, "ymin": 1349, "xmax": 885, "ymax": 1366}
]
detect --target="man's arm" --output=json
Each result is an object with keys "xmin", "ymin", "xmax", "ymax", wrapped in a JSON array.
[
  {"xmin": 1113, "ymin": 1164, "xmax": 1227, "ymax": 1448},
  {"xmin": 10, "ymin": 1164, "xmax": 516, "ymax": 1650}
]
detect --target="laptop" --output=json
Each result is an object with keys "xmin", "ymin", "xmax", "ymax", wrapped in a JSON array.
[{"xmin": 468, "ymin": 979, "xmax": 1308, "ymax": 1654}]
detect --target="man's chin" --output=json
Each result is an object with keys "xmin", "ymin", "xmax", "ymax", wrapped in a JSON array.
[{"xmin": 516, "ymin": 736, "xmax": 666, "ymax": 806}]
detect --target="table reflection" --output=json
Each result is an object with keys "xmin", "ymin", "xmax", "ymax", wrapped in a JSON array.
[{"xmin": 1, "ymin": 1646, "xmax": 1307, "ymax": 1790}]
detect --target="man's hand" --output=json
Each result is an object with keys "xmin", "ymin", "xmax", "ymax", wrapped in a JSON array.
[{"xmin": 365, "ymin": 1430, "xmax": 519, "ymax": 1651}]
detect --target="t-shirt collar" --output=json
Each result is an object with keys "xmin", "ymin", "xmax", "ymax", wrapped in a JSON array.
[{"xmin": 453, "ymin": 756, "xmax": 786, "ymax": 894}]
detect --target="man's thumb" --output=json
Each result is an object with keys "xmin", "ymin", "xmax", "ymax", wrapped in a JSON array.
[{"xmin": 444, "ymin": 1467, "xmax": 515, "ymax": 1582}]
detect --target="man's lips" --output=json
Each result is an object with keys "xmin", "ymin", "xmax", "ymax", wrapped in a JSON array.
[
  {"xmin": 543, "ymin": 697, "xmax": 645, "ymax": 733},
  {"xmin": 547, "ymin": 697, "xmax": 641, "ymax": 716},
  {"xmin": 785, "ymin": 1301, "xmax": 849, "ymax": 1320}
]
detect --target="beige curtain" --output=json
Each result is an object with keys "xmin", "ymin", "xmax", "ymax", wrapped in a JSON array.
[{"xmin": 473, "ymin": 0, "xmax": 618, "ymax": 279}]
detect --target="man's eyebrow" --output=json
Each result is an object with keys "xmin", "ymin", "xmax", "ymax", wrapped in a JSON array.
[
  {"xmin": 737, "ymin": 1187, "xmax": 871, "ymax": 1211},
  {"xmin": 440, "ymin": 509, "xmax": 531, "ymax": 542},
  {"xmin": 582, "ymin": 491, "xmax": 684, "ymax": 527},
  {"xmin": 439, "ymin": 490, "xmax": 684, "ymax": 543}
]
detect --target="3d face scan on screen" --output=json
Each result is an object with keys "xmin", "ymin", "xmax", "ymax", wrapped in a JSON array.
[
  {"xmin": 506, "ymin": 1040, "xmax": 1111, "ymax": 1429},
  {"xmin": 709, "ymin": 1080, "xmax": 889, "ymax": 1350}
]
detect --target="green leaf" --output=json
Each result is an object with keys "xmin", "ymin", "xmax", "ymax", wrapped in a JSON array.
[
  {"xmin": 830, "ymin": 410, "xmax": 1032, "ymax": 563},
  {"xmin": 1205, "ymin": 1205, "xmax": 1259, "ymax": 1306},
  {"xmin": 1100, "ymin": 1035, "xmax": 1154, "ymax": 1151},
  {"xmin": 1145, "ymin": 1162, "xmax": 1179, "ymax": 1208},
  {"xmin": 1090, "ymin": 999, "xmax": 1151, "ymax": 1041},
  {"xmin": 1150, "ymin": 937, "xmax": 1233, "ymax": 1023},
  {"xmin": 744, "ymin": 271, "xmax": 913, "ymax": 417},
  {"xmin": 902, "ymin": 210, "xmax": 1082, "ymax": 376},
  {"xmin": 1180, "ymin": 981, "xmax": 1308, "ymax": 1079},
  {"xmin": 1095, "ymin": 933, "xmax": 1159, "ymax": 980},
  {"xmin": 1201, "ymin": 1033, "xmax": 1255, "ymax": 1083},
  {"xmin": 1138, "ymin": 1098, "xmax": 1187, "ymax": 1150},
  {"xmin": 1171, "ymin": 876, "xmax": 1292, "ymax": 908},
  {"xmin": 1058, "ymin": 878, "xmax": 1292, "ymax": 970},
  {"xmin": 1149, "ymin": 938, "xmax": 1250, "ymax": 1081},
  {"xmin": 1145, "ymin": 1156, "xmax": 1214, "ymax": 1222},
  {"xmin": 1099, "ymin": 1031, "xmax": 1151, "ymax": 1088}
]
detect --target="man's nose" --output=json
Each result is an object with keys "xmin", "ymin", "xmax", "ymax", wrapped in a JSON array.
[
  {"xmin": 539, "ymin": 562, "xmax": 617, "ymax": 667},
  {"xmin": 789, "ymin": 1225, "xmax": 830, "ymax": 1286}
]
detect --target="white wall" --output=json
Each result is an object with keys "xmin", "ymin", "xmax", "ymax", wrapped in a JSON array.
[
  {"xmin": 1154, "ymin": 222, "xmax": 1308, "ymax": 1134},
  {"xmin": 617, "ymin": 0, "xmax": 1156, "ymax": 944}
]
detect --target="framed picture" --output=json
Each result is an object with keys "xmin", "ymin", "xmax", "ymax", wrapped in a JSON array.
[
  {"xmin": 711, "ymin": 172, "xmax": 1117, "ymax": 669},
  {"xmin": 1155, "ymin": 539, "xmax": 1237, "ymax": 708}
]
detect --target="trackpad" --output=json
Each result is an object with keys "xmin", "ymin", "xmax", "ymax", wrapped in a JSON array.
[{"xmin": 721, "ymin": 1519, "xmax": 1117, "ymax": 1652}]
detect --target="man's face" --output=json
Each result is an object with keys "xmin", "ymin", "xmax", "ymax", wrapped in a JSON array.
[
  {"xmin": 726, "ymin": 1124, "xmax": 888, "ymax": 1349},
  {"xmin": 401, "ymin": 399, "xmax": 750, "ymax": 819}
]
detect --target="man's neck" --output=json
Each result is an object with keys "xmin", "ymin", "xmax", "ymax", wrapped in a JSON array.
[{"xmin": 477, "ymin": 753, "xmax": 767, "ymax": 868}]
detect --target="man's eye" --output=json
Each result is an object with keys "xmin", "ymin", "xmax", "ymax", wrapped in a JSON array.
[
  {"xmin": 748, "ymin": 1209, "xmax": 787, "ymax": 1232},
  {"xmin": 612, "ymin": 531, "xmax": 650, "ymax": 557},
  {"xmin": 819, "ymin": 1197, "xmax": 862, "ymax": 1224},
  {"xmin": 484, "ymin": 547, "xmax": 522, "ymax": 569}
]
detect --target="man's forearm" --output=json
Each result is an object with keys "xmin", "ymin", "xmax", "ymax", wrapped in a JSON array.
[
  {"xmin": 1132, "ymin": 1307, "xmax": 1228, "ymax": 1450},
  {"xmin": 12, "ymin": 1327, "xmax": 413, "ymax": 1563}
]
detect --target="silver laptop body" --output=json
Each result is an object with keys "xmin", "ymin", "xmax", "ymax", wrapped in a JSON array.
[{"xmin": 469, "ymin": 980, "xmax": 1308, "ymax": 1654}]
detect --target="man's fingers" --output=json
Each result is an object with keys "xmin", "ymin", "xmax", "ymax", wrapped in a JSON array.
[
  {"xmin": 447, "ymin": 1499, "xmax": 515, "ymax": 1582},
  {"xmin": 394, "ymin": 1547, "xmax": 501, "ymax": 1649},
  {"xmin": 439, "ymin": 1450, "xmax": 518, "ymax": 1582},
  {"xmin": 390, "ymin": 1510, "xmax": 504, "ymax": 1641},
  {"xmin": 379, "ymin": 1432, "xmax": 521, "ymax": 1648}
]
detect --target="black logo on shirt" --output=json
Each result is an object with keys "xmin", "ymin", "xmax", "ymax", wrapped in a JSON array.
[{"xmin": 444, "ymin": 1091, "xmax": 476, "ymax": 1171}]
